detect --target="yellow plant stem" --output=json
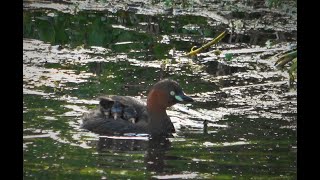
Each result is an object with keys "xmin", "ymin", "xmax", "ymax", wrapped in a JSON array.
[{"xmin": 183, "ymin": 31, "xmax": 226, "ymax": 57}]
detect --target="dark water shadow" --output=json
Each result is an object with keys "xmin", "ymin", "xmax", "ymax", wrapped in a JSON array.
[{"xmin": 205, "ymin": 61, "xmax": 247, "ymax": 76}]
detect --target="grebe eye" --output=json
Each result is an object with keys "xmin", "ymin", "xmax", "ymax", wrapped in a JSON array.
[{"xmin": 170, "ymin": 91, "xmax": 175, "ymax": 96}]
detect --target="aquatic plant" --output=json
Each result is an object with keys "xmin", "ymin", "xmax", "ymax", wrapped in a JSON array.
[{"xmin": 274, "ymin": 50, "xmax": 297, "ymax": 88}]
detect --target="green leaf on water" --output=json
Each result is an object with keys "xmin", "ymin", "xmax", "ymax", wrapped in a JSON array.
[{"xmin": 225, "ymin": 53, "xmax": 233, "ymax": 61}]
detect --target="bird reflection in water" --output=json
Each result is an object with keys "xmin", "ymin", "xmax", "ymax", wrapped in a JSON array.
[{"xmin": 95, "ymin": 135, "xmax": 171, "ymax": 173}]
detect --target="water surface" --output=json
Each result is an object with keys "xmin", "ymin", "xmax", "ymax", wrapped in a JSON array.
[{"xmin": 23, "ymin": 2, "xmax": 297, "ymax": 179}]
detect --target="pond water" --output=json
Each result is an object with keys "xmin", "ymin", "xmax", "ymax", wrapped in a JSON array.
[{"xmin": 23, "ymin": 1, "xmax": 297, "ymax": 179}]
